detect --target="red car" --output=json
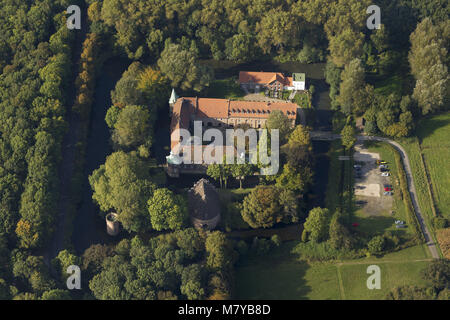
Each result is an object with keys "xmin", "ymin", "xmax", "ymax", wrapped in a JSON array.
[{"xmin": 384, "ymin": 187, "xmax": 393, "ymax": 191}]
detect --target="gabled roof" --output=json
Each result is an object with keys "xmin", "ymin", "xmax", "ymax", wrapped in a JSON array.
[
  {"xmin": 170, "ymin": 97, "xmax": 298, "ymax": 149},
  {"xmin": 239, "ymin": 71, "xmax": 289, "ymax": 85}
]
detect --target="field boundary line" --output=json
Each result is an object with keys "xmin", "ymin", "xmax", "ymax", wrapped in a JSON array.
[
  {"xmin": 336, "ymin": 265, "xmax": 346, "ymax": 300},
  {"xmin": 335, "ymin": 258, "xmax": 433, "ymax": 266}
]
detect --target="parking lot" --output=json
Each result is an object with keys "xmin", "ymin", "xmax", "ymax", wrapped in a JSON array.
[{"xmin": 353, "ymin": 143, "xmax": 393, "ymax": 216}]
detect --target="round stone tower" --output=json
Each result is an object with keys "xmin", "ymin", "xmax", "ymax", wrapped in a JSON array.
[{"xmin": 106, "ymin": 213, "xmax": 120, "ymax": 236}]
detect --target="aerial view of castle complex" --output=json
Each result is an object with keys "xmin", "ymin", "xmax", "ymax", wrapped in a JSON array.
[{"xmin": 0, "ymin": 0, "xmax": 448, "ymax": 308}]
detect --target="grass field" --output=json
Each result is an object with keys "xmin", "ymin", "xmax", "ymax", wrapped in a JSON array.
[
  {"xmin": 324, "ymin": 140, "xmax": 343, "ymax": 213},
  {"xmin": 416, "ymin": 113, "xmax": 450, "ymax": 218},
  {"xmin": 397, "ymin": 112, "xmax": 450, "ymax": 224},
  {"xmin": 372, "ymin": 74, "xmax": 403, "ymax": 96},
  {"xmin": 202, "ymin": 77, "xmax": 245, "ymax": 100},
  {"xmin": 235, "ymin": 242, "xmax": 432, "ymax": 300}
]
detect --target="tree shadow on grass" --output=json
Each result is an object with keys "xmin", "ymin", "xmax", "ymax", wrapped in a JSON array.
[
  {"xmin": 235, "ymin": 244, "xmax": 312, "ymax": 300},
  {"xmin": 353, "ymin": 215, "xmax": 396, "ymax": 237},
  {"xmin": 415, "ymin": 116, "xmax": 450, "ymax": 144}
]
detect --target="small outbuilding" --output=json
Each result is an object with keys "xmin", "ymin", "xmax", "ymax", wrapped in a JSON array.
[{"xmin": 188, "ymin": 179, "xmax": 221, "ymax": 230}]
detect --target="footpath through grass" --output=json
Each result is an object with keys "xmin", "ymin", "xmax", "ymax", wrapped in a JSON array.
[{"xmin": 235, "ymin": 242, "xmax": 432, "ymax": 300}]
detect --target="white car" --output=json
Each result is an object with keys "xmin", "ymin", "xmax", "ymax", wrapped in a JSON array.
[
  {"xmin": 379, "ymin": 164, "xmax": 388, "ymax": 169},
  {"xmin": 381, "ymin": 172, "xmax": 390, "ymax": 177}
]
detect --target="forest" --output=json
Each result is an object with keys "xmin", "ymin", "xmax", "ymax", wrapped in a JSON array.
[{"xmin": 0, "ymin": 0, "xmax": 448, "ymax": 300}]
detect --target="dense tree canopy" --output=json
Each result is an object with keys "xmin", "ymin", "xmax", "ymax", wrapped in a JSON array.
[
  {"xmin": 89, "ymin": 151, "xmax": 156, "ymax": 233},
  {"xmin": 158, "ymin": 42, "xmax": 213, "ymax": 92},
  {"xmin": 112, "ymin": 105, "xmax": 155, "ymax": 149},
  {"xmin": 409, "ymin": 18, "xmax": 449, "ymax": 114},
  {"xmin": 89, "ymin": 230, "xmax": 233, "ymax": 300},
  {"xmin": 148, "ymin": 188, "xmax": 188, "ymax": 231},
  {"xmin": 240, "ymin": 185, "xmax": 298, "ymax": 228}
]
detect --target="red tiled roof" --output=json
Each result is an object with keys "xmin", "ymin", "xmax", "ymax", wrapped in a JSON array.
[
  {"xmin": 170, "ymin": 97, "xmax": 298, "ymax": 149},
  {"xmin": 239, "ymin": 71, "xmax": 292, "ymax": 86}
]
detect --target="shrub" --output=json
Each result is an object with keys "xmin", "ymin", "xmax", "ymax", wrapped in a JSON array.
[
  {"xmin": 433, "ymin": 217, "xmax": 448, "ymax": 229},
  {"xmin": 367, "ymin": 235, "xmax": 386, "ymax": 254},
  {"xmin": 271, "ymin": 235, "xmax": 281, "ymax": 247}
]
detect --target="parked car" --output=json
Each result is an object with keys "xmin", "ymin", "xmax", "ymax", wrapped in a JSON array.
[
  {"xmin": 395, "ymin": 220, "xmax": 405, "ymax": 225},
  {"xmin": 384, "ymin": 191, "xmax": 393, "ymax": 196},
  {"xmin": 356, "ymin": 200, "xmax": 367, "ymax": 205},
  {"xmin": 381, "ymin": 172, "xmax": 390, "ymax": 176},
  {"xmin": 379, "ymin": 164, "xmax": 388, "ymax": 169},
  {"xmin": 376, "ymin": 160, "xmax": 387, "ymax": 165},
  {"xmin": 384, "ymin": 187, "xmax": 393, "ymax": 191},
  {"xmin": 354, "ymin": 164, "xmax": 362, "ymax": 169},
  {"xmin": 380, "ymin": 168, "xmax": 388, "ymax": 172},
  {"xmin": 396, "ymin": 224, "xmax": 407, "ymax": 229}
]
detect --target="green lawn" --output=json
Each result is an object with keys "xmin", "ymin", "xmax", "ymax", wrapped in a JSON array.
[
  {"xmin": 339, "ymin": 260, "xmax": 429, "ymax": 300},
  {"xmin": 394, "ymin": 112, "xmax": 450, "ymax": 228},
  {"xmin": 202, "ymin": 77, "xmax": 245, "ymax": 100},
  {"xmin": 415, "ymin": 113, "xmax": 450, "ymax": 218},
  {"xmin": 218, "ymin": 187, "xmax": 253, "ymax": 231},
  {"xmin": 235, "ymin": 242, "xmax": 432, "ymax": 300},
  {"xmin": 293, "ymin": 92, "xmax": 312, "ymax": 108},
  {"xmin": 324, "ymin": 140, "xmax": 343, "ymax": 213},
  {"xmin": 369, "ymin": 74, "xmax": 404, "ymax": 96}
]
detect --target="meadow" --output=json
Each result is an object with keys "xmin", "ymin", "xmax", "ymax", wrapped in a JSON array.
[
  {"xmin": 235, "ymin": 242, "xmax": 432, "ymax": 300},
  {"xmin": 415, "ymin": 113, "xmax": 450, "ymax": 218}
]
